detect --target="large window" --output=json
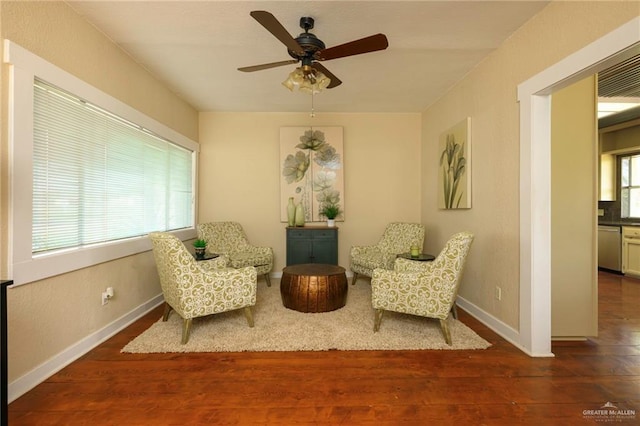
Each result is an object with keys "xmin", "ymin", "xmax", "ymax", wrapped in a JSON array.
[
  {"xmin": 621, "ymin": 153, "xmax": 640, "ymax": 218},
  {"xmin": 5, "ymin": 40, "xmax": 199, "ymax": 286},
  {"xmin": 33, "ymin": 79, "xmax": 193, "ymax": 253}
]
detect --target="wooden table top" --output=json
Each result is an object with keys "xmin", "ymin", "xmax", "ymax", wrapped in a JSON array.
[{"xmin": 282, "ymin": 263, "xmax": 345, "ymax": 276}]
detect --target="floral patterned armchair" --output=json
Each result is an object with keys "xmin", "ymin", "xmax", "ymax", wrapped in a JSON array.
[
  {"xmin": 148, "ymin": 232, "xmax": 257, "ymax": 344},
  {"xmin": 349, "ymin": 222, "xmax": 425, "ymax": 285},
  {"xmin": 371, "ymin": 231, "xmax": 474, "ymax": 345},
  {"xmin": 197, "ymin": 222, "xmax": 274, "ymax": 287}
]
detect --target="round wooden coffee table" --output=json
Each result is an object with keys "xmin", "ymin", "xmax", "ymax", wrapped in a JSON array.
[{"xmin": 280, "ymin": 264, "xmax": 348, "ymax": 313}]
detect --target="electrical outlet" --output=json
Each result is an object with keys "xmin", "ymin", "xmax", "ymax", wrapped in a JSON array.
[
  {"xmin": 495, "ymin": 286, "xmax": 502, "ymax": 301},
  {"xmin": 101, "ymin": 287, "xmax": 114, "ymax": 306}
]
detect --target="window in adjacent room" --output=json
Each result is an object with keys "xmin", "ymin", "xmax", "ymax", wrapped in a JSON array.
[{"xmin": 621, "ymin": 153, "xmax": 640, "ymax": 218}]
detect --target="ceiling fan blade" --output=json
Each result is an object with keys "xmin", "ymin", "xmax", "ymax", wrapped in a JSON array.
[
  {"xmin": 312, "ymin": 62, "xmax": 342, "ymax": 89},
  {"xmin": 250, "ymin": 11, "xmax": 304, "ymax": 56},
  {"xmin": 238, "ymin": 59, "xmax": 298, "ymax": 72},
  {"xmin": 317, "ymin": 33, "xmax": 389, "ymax": 61}
]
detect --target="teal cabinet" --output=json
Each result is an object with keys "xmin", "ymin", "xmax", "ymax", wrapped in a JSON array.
[{"xmin": 286, "ymin": 227, "xmax": 338, "ymax": 265}]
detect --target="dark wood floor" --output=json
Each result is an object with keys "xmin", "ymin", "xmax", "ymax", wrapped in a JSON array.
[{"xmin": 8, "ymin": 272, "xmax": 640, "ymax": 425}]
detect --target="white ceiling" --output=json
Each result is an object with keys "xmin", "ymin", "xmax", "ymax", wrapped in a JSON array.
[{"xmin": 67, "ymin": 1, "xmax": 549, "ymax": 113}]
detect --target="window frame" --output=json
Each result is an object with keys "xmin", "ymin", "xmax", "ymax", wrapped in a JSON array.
[
  {"xmin": 4, "ymin": 40, "xmax": 199, "ymax": 286},
  {"xmin": 620, "ymin": 152, "xmax": 640, "ymax": 219}
]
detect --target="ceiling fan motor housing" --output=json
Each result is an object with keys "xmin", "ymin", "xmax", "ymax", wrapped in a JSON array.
[{"xmin": 287, "ymin": 17, "xmax": 326, "ymax": 60}]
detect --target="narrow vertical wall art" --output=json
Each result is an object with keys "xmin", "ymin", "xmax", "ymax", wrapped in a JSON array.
[
  {"xmin": 280, "ymin": 127, "xmax": 344, "ymax": 222},
  {"xmin": 438, "ymin": 118, "xmax": 471, "ymax": 209}
]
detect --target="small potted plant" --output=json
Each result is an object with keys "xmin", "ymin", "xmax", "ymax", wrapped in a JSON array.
[
  {"xmin": 193, "ymin": 238, "xmax": 207, "ymax": 260},
  {"xmin": 319, "ymin": 203, "xmax": 341, "ymax": 227}
]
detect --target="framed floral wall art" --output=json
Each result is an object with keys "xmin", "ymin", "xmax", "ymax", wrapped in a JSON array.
[
  {"xmin": 438, "ymin": 118, "xmax": 471, "ymax": 209},
  {"xmin": 280, "ymin": 127, "xmax": 344, "ymax": 222}
]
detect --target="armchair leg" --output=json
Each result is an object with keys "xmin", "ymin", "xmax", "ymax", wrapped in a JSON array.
[
  {"xmin": 181, "ymin": 319, "xmax": 192, "ymax": 345},
  {"xmin": 451, "ymin": 304, "xmax": 458, "ymax": 320},
  {"xmin": 439, "ymin": 319, "xmax": 452, "ymax": 346},
  {"xmin": 162, "ymin": 302, "xmax": 172, "ymax": 321},
  {"xmin": 264, "ymin": 273, "xmax": 271, "ymax": 287},
  {"xmin": 374, "ymin": 309, "xmax": 384, "ymax": 332},
  {"xmin": 243, "ymin": 307, "xmax": 255, "ymax": 327},
  {"xmin": 351, "ymin": 272, "xmax": 359, "ymax": 286}
]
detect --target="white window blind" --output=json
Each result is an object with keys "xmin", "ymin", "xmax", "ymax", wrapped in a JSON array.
[{"xmin": 33, "ymin": 78, "xmax": 194, "ymax": 254}]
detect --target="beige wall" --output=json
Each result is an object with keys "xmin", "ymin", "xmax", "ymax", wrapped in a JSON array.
[
  {"xmin": 550, "ymin": 76, "xmax": 597, "ymax": 338},
  {"xmin": 601, "ymin": 123, "xmax": 640, "ymax": 153},
  {"xmin": 198, "ymin": 112, "xmax": 422, "ymax": 271},
  {"xmin": 1, "ymin": 2, "xmax": 198, "ymax": 382},
  {"xmin": 421, "ymin": 1, "xmax": 639, "ymax": 330}
]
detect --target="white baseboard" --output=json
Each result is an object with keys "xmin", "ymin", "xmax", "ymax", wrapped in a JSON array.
[
  {"xmin": 8, "ymin": 294, "xmax": 164, "ymax": 403},
  {"xmin": 456, "ymin": 296, "xmax": 553, "ymax": 357}
]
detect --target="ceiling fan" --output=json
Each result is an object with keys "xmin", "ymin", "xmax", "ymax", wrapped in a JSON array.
[{"xmin": 238, "ymin": 11, "xmax": 389, "ymax": 91}]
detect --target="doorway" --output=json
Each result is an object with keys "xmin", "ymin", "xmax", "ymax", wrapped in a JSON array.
[{"xmin": 518, "ymin": 17, "xmax": 640, "ymax": 356}]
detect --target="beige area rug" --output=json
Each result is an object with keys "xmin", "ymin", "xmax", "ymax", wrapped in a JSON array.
[{"xmin": 122, "ymin": 280, "xmax": 491, "ymax": 353}]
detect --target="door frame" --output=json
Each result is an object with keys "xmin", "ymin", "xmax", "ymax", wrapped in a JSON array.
[{"xmin": 518, "ymin": 17, "xmax": 640, "ymax": 357}]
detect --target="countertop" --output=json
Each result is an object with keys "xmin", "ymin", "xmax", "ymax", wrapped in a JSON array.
[{"xmin": 598, "ymin": 221, "xmax": 640, "ymax": 227}]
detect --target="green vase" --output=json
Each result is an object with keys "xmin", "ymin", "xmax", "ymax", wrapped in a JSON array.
[
  {"xmin": 294, "ymin": 202, "xmax": 305, "ymax": 226},
  {"xmin": 287, "ymin": 197, "xmax": 296, "ymax": 226}
]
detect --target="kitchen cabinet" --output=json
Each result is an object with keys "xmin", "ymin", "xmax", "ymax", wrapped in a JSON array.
[
  {"xmin": 622, "ymin": 226, "xmax": 640, "ymax": 277},
  {"xmin": 286, "ymin": 226, "xmax": 338, "ymax": 266}
]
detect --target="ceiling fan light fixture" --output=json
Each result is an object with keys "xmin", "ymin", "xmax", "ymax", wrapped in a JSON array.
[
  {"xmin": 316, "ymin": 72, "xmax": 331, "ymax": 91},
  {"xmin": 282, "ymin": 67, "xmax": 306, "ymax": 91},
  {"xmin": 283, "ymin": 66, "xmax": 331, "ymax": 95}
]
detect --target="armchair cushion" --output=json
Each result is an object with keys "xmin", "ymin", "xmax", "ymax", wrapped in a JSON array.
[
  {"xmin": 350, "ymin": 222, "xmax": 425, "ymax": 282},
  {"xmin": 197, "ymin": 222, "xmax": 274, "ymax": 285},
  {"xmin": 371, "ymin": 231, "xmax": 474, "ymax": 345},
  {"xmin": 148, "ymin": 232, "xmax": 257, "ymax": 344},
  {"xmin": 350, "ymin": 248, "xmax": 398, "ymax": 273}
]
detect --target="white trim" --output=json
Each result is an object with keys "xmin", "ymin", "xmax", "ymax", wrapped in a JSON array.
[
  {"xmin": 3, "ymin": 40, "xmax": 198, "ymax": 152},
  {"xmin": 517, "ymin": 17, "xmax": 640, "ymax": 356},
  {"xmin": 12, "ymin": 229, "xmax": 196, "ymax": 288},
  {"xmin": 455, "ymin": 296, "xmax": 551, "ymax": 357},
  {"xmin": 7, "ymin": 294, "xmax": 164, "ymax": 403},
  {"xmin": 3, "ymin": 40, "xmax": 199, "ymax": 285}
]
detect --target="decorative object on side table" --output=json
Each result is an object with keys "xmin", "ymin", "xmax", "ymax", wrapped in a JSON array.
[
  {"xmin": 319, "ymin": 202, "xmax": 341, "ymax": 227},
  {"xmin": 410, "ymin": 245, "xmax": 420, "ymax": 258},
  {"xmin": 193, "ymin": 239, "xmax": 207, "ymax": 260}
]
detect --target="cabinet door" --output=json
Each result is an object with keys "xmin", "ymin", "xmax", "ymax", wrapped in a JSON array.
[
  {"xmin": 623, "ymin": 239, "xmax": 640, "ymax": 277},
  {"xmin": 311, "ymin": 229, "xmax": 337, "ymax": 265},
  {"xmin": 312, "ymin": 239, "xmax": 337, "ymax": 264},
  {"xmin": 622, "ymin": 227, "xmax": 640, "ymax": 277},
  {"xmin": 287, "ymin": 239, "xmax": 312, "ymax": 265}
]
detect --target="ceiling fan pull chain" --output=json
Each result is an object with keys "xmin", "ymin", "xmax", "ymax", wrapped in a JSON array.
[{"xmin": 310, "ymin": 91, "xmax": 315, "ymax": 118}]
